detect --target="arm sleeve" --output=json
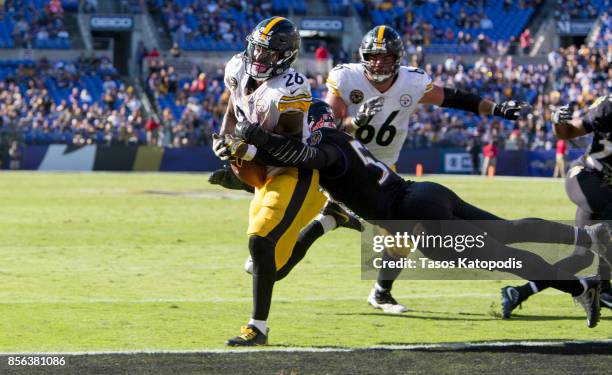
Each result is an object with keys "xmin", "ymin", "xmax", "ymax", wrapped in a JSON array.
[
  {"xmin": 258, "ymin": 132, "xmax": 341, "ymax": 169},
  {"xmin": 251, "ymin": 148, "xmax": 293, "ymax": 167}
]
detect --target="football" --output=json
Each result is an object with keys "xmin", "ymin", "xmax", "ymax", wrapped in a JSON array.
[{"xmin": 231, "ymin": 159, "xmax": 267, "ymax": 188}]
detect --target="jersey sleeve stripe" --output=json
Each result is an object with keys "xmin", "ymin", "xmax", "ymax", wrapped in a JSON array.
[
  {"xmin": 424, "ymin": 83, "xmax": 433, "ymax": 93},
  {"xmin": 278, "ymin": 100, "xmax": 311, "ymax": 113},
  {"xmin": 325, "ymin": 79, "xmax": 338, "ymax": 89},
  {"xmin": 279, "ymin": 94, "xmax": 312, "ymax": 102}
]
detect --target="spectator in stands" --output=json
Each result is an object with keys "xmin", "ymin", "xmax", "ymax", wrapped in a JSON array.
[
  {"xmin": 170, "ymin": 42, "xmax": 181, "ymax": 58},
  {"xmin": 315, "ymin": 43, "xmax": 330, "ymax": 73},
  {"xmin": 520, "ymin": 28, "xmax": 533, "ymax": 55},
  {"xmin": 480, "ymin": 12, "xmax": 493, "ymax": 29},
  {"xmin": 9, "ymin": 141, "xmax": 20, "ymax": 170},
  {"xmin": 148, "ymin": 48, "xmax": 160, "ymax": 58},
  {"xmin": 145, "ymin": 114, "xmax": 160, "ymax": 146},
  {"xmin": 553, "ymin": 138, "xmax": 568, "ymax": 178},
  {"xmin": 481, "ymin": 140, "xmax": 498, "ymax": 175},
  {"xmin": 190, "ymin": 73, "xmax": 207, "ymax": 93},
  {"xmin": 466, "ymin": 138, "xmax": 481, "ymax": 175}
]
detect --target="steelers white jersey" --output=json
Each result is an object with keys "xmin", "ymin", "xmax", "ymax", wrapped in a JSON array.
[
  {"xmin": 224, "ymin": 54, "xmax": 312, "ymax": 140},
  {"xmin": 326, "ymin": 63, "xmax": 433, "ymax": 166}
]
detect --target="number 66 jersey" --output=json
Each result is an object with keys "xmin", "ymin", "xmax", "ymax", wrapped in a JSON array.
[{"xmin": 326, "ymin": 63, "xmax": 433, "ymax": 166}]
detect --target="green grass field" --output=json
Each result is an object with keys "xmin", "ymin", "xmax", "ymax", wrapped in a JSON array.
[{"xmin": 0, "ymin": 172, "xmax": 610, "ymax": 356}]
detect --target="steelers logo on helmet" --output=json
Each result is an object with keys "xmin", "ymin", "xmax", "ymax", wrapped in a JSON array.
[
  {"xmin": 308, "ymin": 99, "xmax": 336, "ymax": 133},
  {"xmin": 359, "ymin": 25, "xmax": 404, "ymax": 84},
  {"xmin": 243, "ymin": 17, "xmax": 300, "ymax": 81}
]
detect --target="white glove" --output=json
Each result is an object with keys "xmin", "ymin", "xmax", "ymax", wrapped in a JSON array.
[
  {"xmin": 212, "ymin": 133, "xmax": 230, "ymax": 160},
  {"xmin": 551, "ymin": 105, "xmax": 572, "ymax": 125},
  {"xmin": 352, "ymin": 96, "xmax": 384, "ymax": 127}
]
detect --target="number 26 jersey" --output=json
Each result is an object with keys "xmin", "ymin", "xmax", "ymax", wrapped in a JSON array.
[{"xmin": 326, "ymin": 63, "xmax": 432, "ymax": 166}]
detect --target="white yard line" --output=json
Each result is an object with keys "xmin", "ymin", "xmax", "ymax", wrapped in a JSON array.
[{"xmin": 0, "ymin": 339, "xmax": 610, "ymax": 356}]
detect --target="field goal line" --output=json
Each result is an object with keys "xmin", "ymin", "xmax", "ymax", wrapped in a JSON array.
[{"xmin": 1, "ymin": 340, "xmax": 611, "ymax": 356}]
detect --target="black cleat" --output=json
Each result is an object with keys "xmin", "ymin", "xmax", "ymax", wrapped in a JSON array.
[
  {"xmin": 225, "ymin": 325, "xmax": 268, "ymax": 346},
  {"xmin": 322, "ymin": 201, "xmax": 364, "ymax": 232},
  {"xmin": 208, "ymin": 165, "xmax": 254, "ymax": 193},
  {"xmin": 501, "ymin": 286, "xmax": 521, "ymax": 319},
  {"xmin": 367, "ymin": 286, "xmax": 408, "ymax": 313},
  {"xmin": 574, "ymin": 277, "xmax": 601, "ymax": 328}
]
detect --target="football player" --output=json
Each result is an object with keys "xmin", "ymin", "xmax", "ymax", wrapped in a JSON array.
[
  {"xmin": 213, "ymin": 17, "xmax": 328, "ymax": 346},
  {"xmin": 324, "ymin": 25, "xmax": 529, "ymax": 313},
  {"xmin": 224, "ymin": 99, "xmax": 609, "ymax": 328},
  {"xmin": 501, "ymin": 94, "xmax": 612, "ymax": 318}
]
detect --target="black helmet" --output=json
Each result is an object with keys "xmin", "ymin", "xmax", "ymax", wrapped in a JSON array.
[
  {"xmin": 308, "ymin": 99, "xmax": 336, "ymax": 132},
  {"xmin": 359, "ymin": 25, "xmax": 404, "ymax": 83},
  {"xmin": 243, "ymin": 17, "xmax": 300, "ymax": 81}
]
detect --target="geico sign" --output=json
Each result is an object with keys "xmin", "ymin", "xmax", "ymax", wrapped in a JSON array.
[
  {"xmin": 90, "ymin": 17, "xmax": 134, "ymax": 30},
  {"xmin": 301, "ymin": 19, "xmax": 343, "ymax": 32}
]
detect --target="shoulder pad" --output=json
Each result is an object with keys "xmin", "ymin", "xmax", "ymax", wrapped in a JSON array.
[{"xmin": 276, "ymin": 71, "xmax": 312, "ymax": 113}]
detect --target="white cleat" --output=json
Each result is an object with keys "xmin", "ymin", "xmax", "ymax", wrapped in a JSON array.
[
  {"xmin": 244, "ymin": 256, "xmax": 253, "ymax": 275},
  {"xmin": 367, "ymin": 286, "xmax": 409, "ymax": 314}
]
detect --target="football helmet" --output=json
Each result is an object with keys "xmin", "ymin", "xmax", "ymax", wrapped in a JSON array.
[
  {"xmin": 308, "ymin": 99, "xmax": 336, "ymax": 132},
  {"xmin": 243, "ymin": 17, "xmax": 300, "ymax": 81},
  {"xmin": 359, "ymin": 25, "xmax": 404, "ymax": 83}
]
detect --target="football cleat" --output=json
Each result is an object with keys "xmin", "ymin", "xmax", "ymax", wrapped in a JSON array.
[
  {"xmin": 574, "ymin": 276, "xmax": 601, "ymax": 328},
  {"xmin": 322, "ymin": 201, "xmax": 364, "ymax": 232},
  {"xmin": 244, "ymin": 256, "xmax": 253, "ymax": 275},
  {"xmin": 600, "ymin": 281, "xmax": 612, "ymax": 310},
  {"xmin": 500, "ymin": 286, "xmax": 522, "ymax": 319},
  {"xmin": 208, "ymin": 165, "xmax": 254, "ymax": 193},
  {"xmin": 585, "ymin": 223, "xmax": 612, "ymax": 267},
  {"xmin": 367, "ymin": 286, "xmax": 408, "ymax": 313},
  {"xmin": 225, "ymin": 325, "xmax": 269, "ymax": 346}
]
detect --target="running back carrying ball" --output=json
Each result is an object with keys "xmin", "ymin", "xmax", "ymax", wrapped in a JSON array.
[{"xmin": 231, "ymin": 158, "xmax": 267, "ymax": 188}]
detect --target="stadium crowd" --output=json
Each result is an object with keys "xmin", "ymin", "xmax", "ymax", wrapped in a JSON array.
[
  {"xmin": 4, "ymin": 0, "xmax": 71, "ymax": 49},
  {"xmin": 153, "ymin": 0, "xmax": 274, "ymax": 51},
  {"xmin": 357, "ymin": 0, "xmax": 544, "ymax": 55},
  {"xmin": 0, "ymin": 56, "xmax": 149, "ymax": 146},
  {"xmin": 145, "ymin": 58, "xmax": 225, "ymax": 147}
]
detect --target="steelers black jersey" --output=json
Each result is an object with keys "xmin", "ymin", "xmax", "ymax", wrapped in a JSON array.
[{"xmin": 310, "ymin": 128, "xmax": 407, "ymax": 220}]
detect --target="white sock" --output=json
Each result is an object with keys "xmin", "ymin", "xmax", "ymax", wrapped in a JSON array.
[
  {"xmin": 579, "ymin": 279, "xmax": 588, "ymax": 295},
  {"xmin": 315, "ymin": 214, "xmax": 337, "ymax": 233},
  {"xmin": 529, "ymin": 281, "xmax": 539, "ymax": 294},
  {"xmin": 574, "ymin": 226, "xmax": 579, "ymax": 246},
  {"xmin": 248, "ymin": 319, "xmax": 267, "ymax": 333},
  {"xmin": 374, "ymin": 282, "xmax": 387, "ymax": 292}
]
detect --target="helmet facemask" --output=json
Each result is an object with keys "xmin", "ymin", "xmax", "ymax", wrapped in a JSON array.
[{"xmin": 361, "ymin": 52, "xmax": 399, "ymax": 83}]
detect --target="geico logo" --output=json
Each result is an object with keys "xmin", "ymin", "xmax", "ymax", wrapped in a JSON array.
[
  {"xmin": 91, "ymin": 17, "xmax": 133, "ymax": 29},
  {"xmin": 302, "ymin": 20, "xmax": 342, "ymax": 31}
]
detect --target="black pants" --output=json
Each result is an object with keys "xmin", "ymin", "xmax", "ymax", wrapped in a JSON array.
[
  {"xmin": 553, "ymin": 167, "xmax": 612, "ymax": 279},
  {"xmin": 381, "ymin": 181, "xmax": 581, "ymax": 281}
]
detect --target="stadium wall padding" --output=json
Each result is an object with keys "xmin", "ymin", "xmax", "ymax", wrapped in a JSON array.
[{"xmin": 14, "ymin": 145, "xmax": 582, "ymax": 176}]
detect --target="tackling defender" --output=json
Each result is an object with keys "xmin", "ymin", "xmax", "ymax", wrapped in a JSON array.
[
  {"xmin": 213, "ymin": 17, "xmax": 327, "ymax": 346},
  {"xmin": 222, "ymin": 99, "xmax": 610, "ymax": 328},
  {"xmin": 501, "ymin": 94, "xmax": 612, "ymax": 318},
  {"xmin": 324, "ymin": 25, "xmax": 528, "ymax": 313}
]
